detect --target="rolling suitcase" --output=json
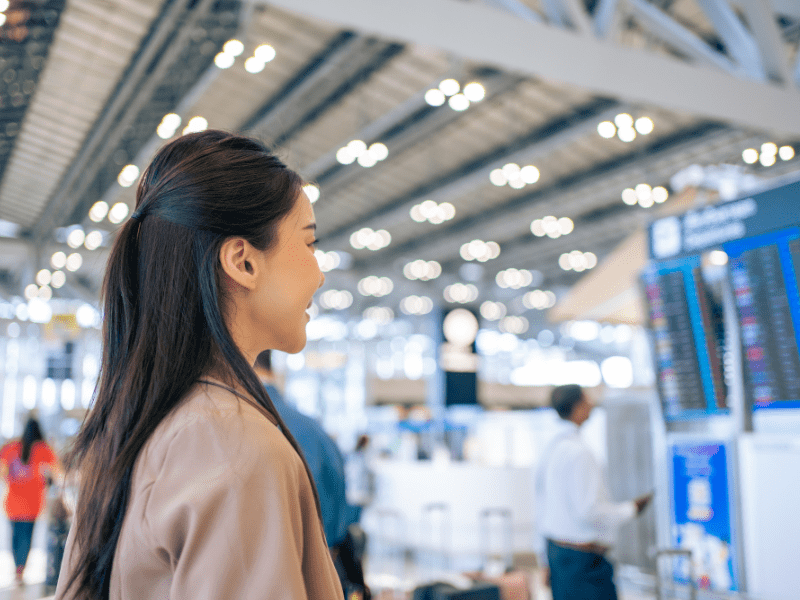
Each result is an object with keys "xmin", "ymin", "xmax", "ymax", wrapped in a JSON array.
[
  {"xmin": 475, "ymin": 508, "xmax": 533, "ymax": 600},
  {"xmin": 412, "ymin": 582, "xmax": 501, "ymax": 600},
  {"xmin": 44, "ymin": 492, "xmax": 71, "ymax": 593}
]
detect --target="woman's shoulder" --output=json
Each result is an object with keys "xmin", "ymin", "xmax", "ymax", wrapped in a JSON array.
[
  {"xmin": 30, "ymin": 440, "xmax": 56, "ymax": 459},
  {"xmin": 0, "ymin": 440, "xmax": 20, "ymax": 459},
  {"xmin": 175, "ymin": 379, "xmax": 280, "ymax": 436},
  {"xmin": 139, "ymin": 380, "xmax": 297, "ymax": 478}
]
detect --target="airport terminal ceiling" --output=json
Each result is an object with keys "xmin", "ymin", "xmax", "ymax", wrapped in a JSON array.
[{"xmin": 0, "ymin": 0, "xmax": 798, "ymax": 323}]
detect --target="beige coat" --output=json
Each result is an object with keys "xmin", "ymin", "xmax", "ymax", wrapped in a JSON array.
[{"xmin": 55, "ymin": 380, "xmax": 344, "ymax": 600}]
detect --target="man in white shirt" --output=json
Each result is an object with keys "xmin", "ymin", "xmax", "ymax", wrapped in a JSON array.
[{"xmin": 536, "ymin": 384, "xmax": 652, "ymax": 600}]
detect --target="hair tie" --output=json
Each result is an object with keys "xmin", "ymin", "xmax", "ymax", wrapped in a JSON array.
[{"xmin": 130, "ymin": 210, "xmax": 144, "ymax": 221}]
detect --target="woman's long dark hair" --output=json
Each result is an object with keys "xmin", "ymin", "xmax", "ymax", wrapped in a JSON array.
[
  {"xmin": 64, "ymin": 131, "xmax": 321, "ymax": 600},
  {"xmin": 20, "ymin": 417, "xmax": 43, "ymax": 464}
]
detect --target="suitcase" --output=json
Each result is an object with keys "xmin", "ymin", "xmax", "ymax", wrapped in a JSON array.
[
  {"xmin": 372, "ymin": 508, "xmax": 407, "ymax": 586},
  {"xmin": 420, "ymin": 502, "xmax": 452, "ymax": 575},
  {"xmin": 476, "ymin": 508, "xmax": 533, "ymax": 600},
  {"xmin": 412, "ymin": 582, "xmax": 501, "ymax": 600},
  {"xmin": 45, "ymin": 492, "xmax": 71, "ymax": 592}
]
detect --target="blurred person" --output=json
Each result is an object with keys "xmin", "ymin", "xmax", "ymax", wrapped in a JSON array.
[
  {"xmin": 253, "ymin": 351, "xmax": 368, "ymax": 600},
  {"xmin": 345, "ymin": 434, "xmax": 375, "ymax": 512},
  {"xmin": 535, "ymin": 384, "xmax": 652, "ymax": 600},
  {"xmin": 55, "ymin": 131, "xmax": 342, "ymax": 600},
  {"xmin": 45, "ymin": 471, "xmax": 71, "ymax": 594},
  {"xmin": 0, "ymin": 415, "xmax": 60, "ymax": 584}
]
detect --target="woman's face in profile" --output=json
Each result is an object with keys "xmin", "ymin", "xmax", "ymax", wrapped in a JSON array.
[{"xmin": 253, "ymin": 191, "xmax": 324, "ymax": 354}]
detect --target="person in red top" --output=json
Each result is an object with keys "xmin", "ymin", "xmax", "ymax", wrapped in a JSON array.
[{"xmin": 0, "ymin": 416, "xmax": 60, "ymax": 584}]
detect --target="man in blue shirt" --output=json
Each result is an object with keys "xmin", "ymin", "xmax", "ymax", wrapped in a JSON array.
[{"xmin": 254, "ymin": 351, "xmax": 367, "ymax": 598}]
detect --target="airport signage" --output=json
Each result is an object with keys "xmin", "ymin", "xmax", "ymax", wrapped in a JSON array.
[
  {"xmin": 669, "ymin": 441, "xmax": 740, "ymax": 592},
  {"xmin": 649, "ymin": 178, "xmax": 800, "ymax": 259}
]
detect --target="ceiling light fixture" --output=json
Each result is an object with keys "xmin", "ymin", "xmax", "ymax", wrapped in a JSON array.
[
  {"xmin": 403, "ymin": 259, "xmax": 442, "ymax": 281},
  {"xmin": 499, "ymin": 315, "xmax": 528, "ymax": 334},
  {"xmin": 400, "ymin": 295, "xmax": 434, "ymax": 315},
  {"xmin": 182, "ymin": 116, "xmax": 208, "ymax": 135},
  {"xmin": 108, "ymin": 202, "xmax": 130, "ymax": 224},
  {"xmin": 480, "ymin": 301, "xmax": 506, "ymax": 321},
  {"xmin": 460, "ymin": 239, "xmax": 500, "ymax": 262},
  {"xmin": 349, "ymin": 227, "xmax": 391, "ymax": 251},
  {"xmin": 425, "ymin": 79, "xmax": 485, "ymax": 111},
  {"xmin": 117, "ymin": 164, "xmax": 140, "ymax": 188},
  {"xmin": 559, "ymin": 251, "xmax": 598, "ymax": 272},
  {"xmin": 88, "ymin": 200, "xmax": 109, "ymax": 222},
  {"xmin": 489, "ymin": 163, "xmax": 539, "ymax": 188},
  {"xmin": 319, "ymin": 289, "xmax": 353, "ymax": 311},
  {"xmin": 523, "ymin": 289, "xmax": 556, "ymax": 310},
  {"xmin": 302, "ymin": 184, "xmax": 320, "ymax": 203},
  {"xmin": 443, "ymin": 283, "xmax": 479, "ymax": 304},
  {"xmin": 531, "ymin": 216, "xmax": 573, "ymax": 238},
  {"xmin": 337, "ymin": 140, "xmax": 389, "ymax": 167},
  {"xmin": 357, "ymin": 276, "xmax": 394, "ymax": 297},
  {"xmin": 156, "ymin": 113, "xmax": 181, "ymax": 139},
  {"xmin": 410, "ymin": 200, "xmax": 455, "ymax": 224},
  {"xmin": 495, "ymin": 268, "xmax": 533, "ymax": 289},
  {"xmin": 621, "ymin": 184, "xmax": 668, "ymax": 206}
]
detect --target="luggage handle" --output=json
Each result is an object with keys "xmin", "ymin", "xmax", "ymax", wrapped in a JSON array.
[
  {"xmin": 654, "ymin": 548, "xmax": 696, "ymax": 600},
  {"xmin": 479, "ymin": 507, "xmax": 513, "ymax": 575}
]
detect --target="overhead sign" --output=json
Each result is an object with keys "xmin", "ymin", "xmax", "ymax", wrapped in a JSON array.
[{"xmin": 649, "ymin": 177, "xmax": 800, "ymax": 259}]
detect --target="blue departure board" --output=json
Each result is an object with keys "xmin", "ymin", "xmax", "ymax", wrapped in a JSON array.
[
  {"xmin": 643, "ymin": 258, "xmax": 728, "ymax": 419},
  {"xmin": 724, "ymin": 228, "xmax": 800, "ymax": 409}
]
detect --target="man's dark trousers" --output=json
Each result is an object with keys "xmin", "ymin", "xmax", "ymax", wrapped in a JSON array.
[{"xmin": 547, "ymin": 539, "xmax": 618, "ymax": 600}]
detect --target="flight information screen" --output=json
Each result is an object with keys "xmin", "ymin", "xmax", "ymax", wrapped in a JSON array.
[
  {"xmin": 643, "ymin": 259, "xmax": 728, "ymax": 419},
  {"xmin": 725, "ymin": 229, "xmax": 800, "ymax": 409}
]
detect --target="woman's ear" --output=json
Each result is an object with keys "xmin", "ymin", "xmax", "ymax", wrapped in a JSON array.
[{"xmin": 219, "ymin": 237, "xmax": 258, "ymax": 290}]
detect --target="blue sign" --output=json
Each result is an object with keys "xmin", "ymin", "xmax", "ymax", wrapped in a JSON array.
[
  {"xmin": 649, "ymin": 176, "xmax": 800, "ymax": 260},
  {"xmin": 669, "ymin": 442, "xmax": 739, "ymax": 592},
  {"xmin": 724, "ymin": 228, "xmax": 800, "ymax": 410}
]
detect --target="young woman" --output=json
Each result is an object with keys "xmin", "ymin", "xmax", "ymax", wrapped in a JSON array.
[
  {"xmin": 55, "ymin": 131, "xmax": 340, "ymax": 600},
  {"xmin": 0, "ymin": 416, "xmax": 60, "ymax": 584}
]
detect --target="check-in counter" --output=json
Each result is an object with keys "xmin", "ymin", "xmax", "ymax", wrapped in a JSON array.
[{"xmin": 361, "ymin": 458, "xmax": 536, "ymax": 571}]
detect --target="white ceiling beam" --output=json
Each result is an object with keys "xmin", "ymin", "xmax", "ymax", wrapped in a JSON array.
[
  {"xmin": 625, "ymin": 0, "xmax": 743, "ymax": 75},
  {"xmin": 483, "ymin": 0, "xmax": 543, "ymax": 23},
  {"xmin": 696, "ymin": 0, "xmax": 766, "ymax": 80},
  {"xmin": 540, "ymin": 0, "xmax": 569, "ymax": 27},
  {"xmin": 560, "ymin": 0, "xmax": 594, "ymax": 34},
  {"xmin": 739, "ymin": 0, "xmax": 793, "ymax": 83},
  {"xmin": 796, "ymin": 50, "xmax": 800, "ymax": 88},
  {"xmin": 743, "ymin": 0, "xmax": 800, "ymax": 19},
  {"xmin": 538, "ymin": 0, "xmax": 592, "ymax": 32},
  {"xmin": 259, "ymin": 0, "xmax": 800, "ymax": 135},
  {"xmin": 593, "ymin": 0, "xmax": 624, "ymax": 38}
]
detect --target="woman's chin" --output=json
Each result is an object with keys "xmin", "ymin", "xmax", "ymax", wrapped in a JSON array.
[{"xmin": 282, "ymin": 333, "xmax": 307, "ymax": 355}]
